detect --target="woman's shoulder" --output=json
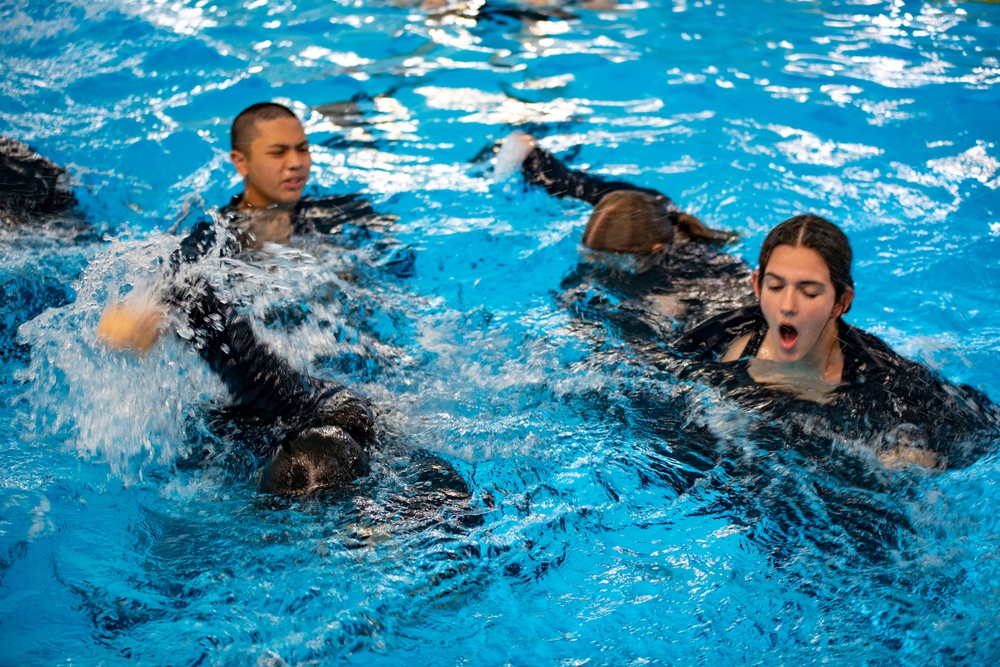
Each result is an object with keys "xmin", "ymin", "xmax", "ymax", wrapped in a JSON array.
[
  {"xmin": 676, "ymin": 304, "xmax": 764, "ymax": 360},
  {"xmin": 838, "ymin": 320, "xmax": 927, "ymax": 382},
  {"xmin": 837, "ymin": 320, "xmax": 1000, "ymax": 466}
]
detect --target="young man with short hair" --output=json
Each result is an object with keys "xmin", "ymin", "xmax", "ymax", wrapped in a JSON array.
[{"xmin": 97, "ymin": 102, "xmax": 394, "ymax": 494}]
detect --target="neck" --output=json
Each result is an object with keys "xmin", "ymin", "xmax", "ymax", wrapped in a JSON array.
[
  {"xmin": 239, "ymin": 191, "xmax": 295, "ymax": 211},
  {"xmin": 799, "ymin": 318, "xmax": 844, "ymax": 384},
  {"xmin": 756, "ymin": 318, "xmax": 844, "ymax": 385}
]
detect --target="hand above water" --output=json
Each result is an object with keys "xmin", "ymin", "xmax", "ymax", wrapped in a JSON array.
[{"xmin": 97, "ymin": 298, "xmax": 165, "ymax": 355}]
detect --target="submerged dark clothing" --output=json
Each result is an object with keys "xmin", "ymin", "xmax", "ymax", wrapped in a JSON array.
[
  {"xmin": 676, "ymin": 305, "xmax": 999, "ymax": 467},
  {"xmin": 173, "ymin": 192, "xmax": 409, "ymax": 273},
  {"xmin": 156, "ymin": 191, "xmax": 413, "ymax": 492},
  {"xmin": 0, "ymin": 136, "xmax": 77, "ymax": 216},
  {"xmin": 521, "ymin": 146, "xmax": 752, "ymax": 343},
  {"xmin": 559, "ymin": 241, "xmax": 753, "ymax": 347}
]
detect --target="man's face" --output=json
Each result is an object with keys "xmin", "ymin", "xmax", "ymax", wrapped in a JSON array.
[{"xmin": 231, "ymin": 116, "xmax": 311, "ymax": 207}]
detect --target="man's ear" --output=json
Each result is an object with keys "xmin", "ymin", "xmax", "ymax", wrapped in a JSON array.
[
  {"xmin": 833, "ymin": 285, "xmax": 855, "ymax": 318},
  {"xmin": 231, "ymin": 149, "xmax": 249, "ymax": 177},
  {"xmin": 751, "ymin": 269, "xmax": 761, "ymax": 300}
]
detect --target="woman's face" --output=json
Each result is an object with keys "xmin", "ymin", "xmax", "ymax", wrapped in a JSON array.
[{"xmin": 752, "ymin": 244, "xmax": 851, "ymax": 363}]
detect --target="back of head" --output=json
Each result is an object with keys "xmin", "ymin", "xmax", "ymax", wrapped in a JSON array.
[
  {"xmin": 231, "ymin": 102, "xmax": 298, "ymax": 153},
  {"xmin": 258, "ymin": 425, "xmax": 370, "ymax": 496},
  {"xmin": 582, "ymin": 190, "xmax": 674, "ymax": 254},
  {"xmin": 757, "ymin": 213, "xmax": 854, "ymax": 304}
]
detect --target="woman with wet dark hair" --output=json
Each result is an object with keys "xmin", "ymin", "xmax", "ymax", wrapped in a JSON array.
[
  {"xmin": 677, "ymin": 214, "xmax": 998, "ymax": 469},
  {"xmin": 495, "ymin": 131, "xmax": 752, "ymax": 348},
  {"xmin": 496, "ymin": 132, "xmax": 997, "ymax": 467},
  {"xmin": 685, "ymin": 214, "xmax": 856, "ymax": 382},
  {"xmin": 496, "ymin": 131, "xmax": 732, "ymax": 251}
]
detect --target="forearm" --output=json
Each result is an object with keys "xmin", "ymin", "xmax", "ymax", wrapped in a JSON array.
[
  {"xmin": 171, "ymin": 277, "xmax": 315, "ymax": 421},
  {"xmin": 521, "ymin": 146, "xmax": 666, "ymax": 206}
]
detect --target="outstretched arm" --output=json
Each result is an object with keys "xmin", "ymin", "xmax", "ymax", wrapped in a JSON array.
[
  {"xmin": 501, "ymin": 132, "xmax": 663, "ymax": 205},
  {"xmin": 97, "ymin": 219, "xmax": 243, "ymax": 354},
  {"xmin": 495, "ymin": 132, "xmax": 734, "ymax": 243},
  {"xmin": 169, "ymin": 276, "xmax": 376, "ymax": 443},
  {"xmin": 170, "ymin": 276, "xmax": 317, "ymax": 422}
]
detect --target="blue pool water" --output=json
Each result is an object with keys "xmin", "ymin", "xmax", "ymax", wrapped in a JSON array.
[{"xmin": 3, "ymin": 0, "xmax": 1000, "ymax": 664}]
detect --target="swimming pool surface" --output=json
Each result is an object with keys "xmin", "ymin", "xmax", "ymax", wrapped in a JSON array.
[{"xmin": 3, "ymin": 0, "xmax": 1000, "ymax": 664}]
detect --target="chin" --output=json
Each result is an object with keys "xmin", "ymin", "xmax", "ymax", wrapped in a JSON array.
[{"xmin": 771, "ymin": 339, "xmax": 805, "ymax": 363}]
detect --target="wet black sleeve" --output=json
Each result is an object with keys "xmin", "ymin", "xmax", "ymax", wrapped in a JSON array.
[
  {"xmin": 170, "ymin": 277, "xmax": 315, "ymax": 420},
  {"xmin": 883, "ymin": 365, "xmax": 998, "ymax": 467},
  {"xmin": 167, "ymin": 276, "xmax": 378, "ymax": 449},
  {"xmin": 168, "ymin": 220, "xmax": 242, "ymax": 273},
  {"xmin": 294, "ymin": 195, "xmax": 380, "ymax": 235},
  {"xmin": 675, "ymin": 305, "xmax": 764, "ymax": 360},
  {"xmin": 521, "ymin": 146, "xmax": 671, "ymax": 207},
  {"xmin": 841, "ymin": 326, "xmax": 999, "ymax": 467}
]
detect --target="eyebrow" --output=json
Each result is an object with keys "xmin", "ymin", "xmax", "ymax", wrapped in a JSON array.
[
  {"xmin": 762, "ymin": 272, "xmax": 826, "ymax": 288},
  {"xmin": 264, "ymin": 140, "xmax": 310, "ymax": 150}
]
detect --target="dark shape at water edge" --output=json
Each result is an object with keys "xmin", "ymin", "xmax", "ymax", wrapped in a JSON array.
[
  {"xmin": 0, "ymin": 136, "xmax": 106, "ymax": 361},
  {"xmin": 0, "ymin": 136, "xmax": 78, "ymax": 217}
]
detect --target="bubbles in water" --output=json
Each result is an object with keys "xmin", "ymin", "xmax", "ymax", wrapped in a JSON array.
[{"xmin": 15, "ymin": 232, "xmax": 225, "ymax": 482}]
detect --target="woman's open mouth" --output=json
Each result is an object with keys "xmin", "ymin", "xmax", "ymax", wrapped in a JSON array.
[{"xmin": 778, "ymin": 323, "xmax": 798, "ymax": 350}]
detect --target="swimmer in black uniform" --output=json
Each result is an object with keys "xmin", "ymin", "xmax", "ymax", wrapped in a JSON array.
[
  {"xmin": 172, "ymin": 275, "xmax": 377, "ymax": 495},
  {"xmin": 179, "ymin": 102, "xmax": 404, "ymax": 261},
  {"xmin": 95, "ymin": 103, "xmax": 396, "ymax": 494},
  {"xmin": 1, "ymin": 136, "xmax": 103, "ymax": 360},
  {"xmin": 98, "ymin": 101, "xmax": 409, "ymax": 353},
  {"xmin": 497, "ymin": 131, "xmax": 731, "ymax": 246},
  {"xmin": 1, "ymin": 135, "xmax": 78, "ymax": 218},
  {"xmin": 497, "ymin": 135, "xmax": 996, "ymax": 469},
  {"xmin": 495, "ymin": 131, "xmax": 750, "ymax": 343},
  {"xmin": 676, "ymin": 214, "xmax": 999, "ymax": 469}
]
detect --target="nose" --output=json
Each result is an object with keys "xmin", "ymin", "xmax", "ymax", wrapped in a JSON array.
[{"xmin": 780, "ymin": 287, "xmax": 797, "ymax": 315}]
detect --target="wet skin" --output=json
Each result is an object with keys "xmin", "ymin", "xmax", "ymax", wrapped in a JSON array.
[
  {"xmin": 231, "ymin": 116, "xmax": 312, "ymax": 210},
  {"xmin": 230, "ymin": 116, "xmax": 312, "ymax": 248},
  {"xmin": 99, "ymin": 116, "xmax": 313, "ymax": 349}
]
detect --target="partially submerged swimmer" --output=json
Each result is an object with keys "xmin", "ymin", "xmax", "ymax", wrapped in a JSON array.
[
  {"xmin": 95, "ymin": 102, "xmax": 396, "ymax": 494},
  {"xmin": 98, "ymin": 101, "xmax": 408, "ymax": 354},
  {"xmin": 497, "ymin": 131, "xmax": 733, "ymax": 250},
  {"xmin": 677, "ymin": 214, "xmax": 999, "ymax": 469},
  {"xmin": 0, "ymin": 136, "xmax": 78, "ymax": 218},
  {"xmin": 111, "ymin": 276, "xmax": 378, "ymax": 496},
  {"xmin": 495, "ymin": 137, "xmax": 997, "ymax": 468},
  {"xmin": 496, "ymin": 131, "xmax": 750, "ymax": 336},
  {"xmin": 1, "ymin": 137, "xmax": 104, "ymax": 360}
]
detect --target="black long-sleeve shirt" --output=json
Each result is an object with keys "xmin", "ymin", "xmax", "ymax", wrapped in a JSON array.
[
  {"xmin": 161, "ymin": 193, "xmax": 387, "ymax": 458},
  {"xmin": 520, "ymin": 145, "xmax": 676, "ymax": 209},
  {"xmin": 168, "ymin": 276, "xmax": 376, "ymax": 457}
]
